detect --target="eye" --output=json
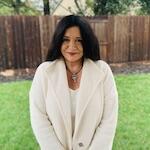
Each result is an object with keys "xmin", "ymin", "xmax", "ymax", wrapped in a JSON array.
[
  {"xmin": 62, "ymin": 37, "xmax": 69, "ymax": 42},
  {"xmin": 76, "ymin": 38, "xmax": 82, "ymax": 43}
]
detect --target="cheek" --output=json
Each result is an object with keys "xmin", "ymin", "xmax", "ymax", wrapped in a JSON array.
[
  {"xmin": 80, "ymin": 47, "xmax": 84, "ymax": 54},
  {"xmin": 78, "ymin": 44, "xmax": 83, "ymax": 52},
  {"xmin": 60, "ymin": 44, "xmax": 65, "ymax": 54},
  {"xmin": 61, "ymin": 42, "xmax": 68, "ymax": 49}
]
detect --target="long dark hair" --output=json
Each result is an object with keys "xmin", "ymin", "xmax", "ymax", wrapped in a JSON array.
[{"xmin": 46, "ymin": 15, "xmax": 100, "ymax": 61}]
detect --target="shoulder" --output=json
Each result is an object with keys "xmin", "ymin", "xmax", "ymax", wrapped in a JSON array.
[
  {"xmin": 36, "ymin": 60, "xmax": 59, "ymax": 73},
  {"xmin": 34, "ymin": 60, "xmax": 57, "ymax": 79},
  {"xmin": 94, "ymin": 60, "xmax": 112, "ymax": 75},
  {"xmin": 95, "ymin": 60, "xmax": 109, "ymax": 67},
  {"xmin": 36, "ymin": 61, "xmax": 54, "ymax": 71}
]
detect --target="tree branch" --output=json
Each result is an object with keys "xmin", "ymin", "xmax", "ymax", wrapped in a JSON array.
[{"xmin": 74, "ymin": 0, "xmax": 85, "ymax": 15}]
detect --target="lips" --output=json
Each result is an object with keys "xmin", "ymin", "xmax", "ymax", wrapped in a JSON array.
[{"xmin": 67, "ymin": 52, "xmax": 78, "ymax": 55}]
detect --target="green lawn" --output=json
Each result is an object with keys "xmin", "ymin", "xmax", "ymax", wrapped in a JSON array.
[
  {"xmin": 0, "ymin": 74, "xmax": 150, "ymax": 150},
  {"xmin": 0, "ymin": 81, "xmax": 39, "ymax": 150},
  {"xmin": 113, "ymin": 74, "xmax": 150, "ymax": 150}
]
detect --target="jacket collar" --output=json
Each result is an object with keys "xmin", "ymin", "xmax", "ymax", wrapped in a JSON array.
[{"xmin": 45, "ymin": 58, "xmax": 105, "ymax": 144}]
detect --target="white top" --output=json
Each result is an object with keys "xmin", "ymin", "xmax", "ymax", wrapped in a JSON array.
[{"xmin": 69, "ymin": 88, "xmax": 79, "ymax": 136}]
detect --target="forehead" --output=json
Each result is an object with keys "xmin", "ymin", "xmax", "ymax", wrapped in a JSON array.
[{"xmin": 64, "ymin": 26, "xmax": 81, "ymax": 37}]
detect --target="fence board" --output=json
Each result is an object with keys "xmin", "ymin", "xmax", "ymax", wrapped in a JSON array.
[
  {"xmin": 130, "ymin": 16, "xmax": 149, "ymax": 61},
  {"xmin": 143, "ymin": 16, "xmax": 150, "ymax": 60},
  {"xmin": 107, "ymin": 16, "xmax": 115, "ymax": 63},
  {"xmin": 0, "ymin": 17, "xmax": 8, "ymax": 68},
  {"xmin": 5, "ymin": 16, "xmax": 14, "ymax": 68},
  {"xmin": 22, "ymin": 16, "xmax": 41, "ymax": 68},
  {"xmin": 94, "ymin": 19, "xmax": 109, "ymax": 61},
  {"xmin": 148, "ymin": 16, "xmax": 150, "ymax": 60},
  {"xmin": 113, "ymin": 16, "xmax": 130, "ymax": 63},
  {"xmin": 39, "ymin": 15, "xmax": 55, "ymax": 61},
  {"xmin": 14, "ymin": 16, "xmax": 25, "ymax": 68}
]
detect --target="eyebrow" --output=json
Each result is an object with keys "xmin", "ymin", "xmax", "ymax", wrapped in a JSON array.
[{"xmin": 63, "ymin": 36, "xmax": 82, "ymax": 39}]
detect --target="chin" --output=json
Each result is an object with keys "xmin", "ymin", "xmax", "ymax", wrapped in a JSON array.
[{"xmin": 65, "ymin": 57, "xmax": 82, "ymax": 63}]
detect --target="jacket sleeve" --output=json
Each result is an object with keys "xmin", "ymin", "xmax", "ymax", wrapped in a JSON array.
[
  {"xmin": 29, "ymin": 64, "xmax": 65, "ymax": 150},
  {"xmin": 89, "ymin": 61, "xmax": 118, "ymax": 150}
]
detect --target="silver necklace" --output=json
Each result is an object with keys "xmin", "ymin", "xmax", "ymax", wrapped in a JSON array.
[{"xmin": 67, "ymin": 66, "xmax": 82, "ymax": 82}]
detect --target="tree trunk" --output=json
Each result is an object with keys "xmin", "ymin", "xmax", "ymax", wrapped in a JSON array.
[{"xmin": 43, "ymin": 0, "xmax": 50, "ymax": 15}]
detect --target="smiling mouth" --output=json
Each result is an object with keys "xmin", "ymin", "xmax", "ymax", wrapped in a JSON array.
[{"xmin": 67, "ymin": 52, "xmax": 78, "ymax": 55}]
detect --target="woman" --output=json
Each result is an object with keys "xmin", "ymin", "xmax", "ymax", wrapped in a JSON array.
[{"xmin": 29, "ymin": 15, "xmax": 118, "ymax": 150}]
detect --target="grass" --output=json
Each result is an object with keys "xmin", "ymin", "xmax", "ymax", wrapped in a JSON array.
[
  {"xmin": 113, "ymin": 74, "xmax": 150, "ymax": 150},
  {"xmin": 0, "ymin": 74, "xmax": 150, "ymax": 150},
  {"xmin": 0, "ymin": 81, "xmax": 39, "ymax": 150}
]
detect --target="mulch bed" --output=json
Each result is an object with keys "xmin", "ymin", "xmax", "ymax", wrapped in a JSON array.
[
  {"xmin": 0, "ymin": 68, "xmax": 35, "ymax": 83},
  {"xmin": 0, "ymin": 61, "xmax": 150, "ymax": 83},
  {"xmin": 110, "ymin": 61, "xmax": 150, "ymax": 74}
]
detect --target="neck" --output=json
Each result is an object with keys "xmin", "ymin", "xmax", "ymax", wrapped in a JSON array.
[{"xmin": 65, "ymin": 60, "xmax": 83, "ymax": 73}]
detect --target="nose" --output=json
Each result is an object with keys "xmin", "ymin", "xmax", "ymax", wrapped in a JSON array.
[{"xmin": 68, "ymin": 40, "xmax": 76, "ymax": 49}]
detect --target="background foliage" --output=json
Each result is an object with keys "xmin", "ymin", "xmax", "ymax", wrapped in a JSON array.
[
  {"xmin": 0, "ymin": 0, "xmax": 40, "ymax": 15},
  {"xmin": 0, "ymin": 0, "xmax": 150, "ymax": 15}
]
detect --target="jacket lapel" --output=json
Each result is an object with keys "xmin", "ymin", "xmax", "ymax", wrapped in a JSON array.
[
  {"xmin": 45, "ymin": 58, "xmax": 72, "ymax": 147},
  {"xmin": 73, "ymin": 59, "xmax": 105, "ymax": 138}
]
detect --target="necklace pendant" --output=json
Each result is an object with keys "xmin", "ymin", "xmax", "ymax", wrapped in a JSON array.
[{"xmin": 72, "ymin": 73, "xmax": 77, "ymax": 82}]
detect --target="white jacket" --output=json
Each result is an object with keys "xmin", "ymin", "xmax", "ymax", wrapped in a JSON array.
[{"xmin": 29, "ymin": 58, "xmax": 118, "ymax": 150}]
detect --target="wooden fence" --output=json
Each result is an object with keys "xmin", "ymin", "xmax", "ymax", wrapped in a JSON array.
[{"xmin": 0, "ymin": 15, "xmax": 150, "ymax": 70}]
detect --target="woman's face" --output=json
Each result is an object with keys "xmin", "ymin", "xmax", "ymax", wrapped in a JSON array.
[{"xmin": 61, "ymin": 26, "xmax": 83, "ymax": 64}]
